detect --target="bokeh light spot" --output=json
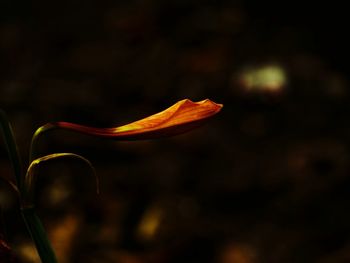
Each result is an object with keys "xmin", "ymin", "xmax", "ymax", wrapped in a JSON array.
[{"xmin": 240, "ymin": 64, "xmax": 287, "ymax": 92}]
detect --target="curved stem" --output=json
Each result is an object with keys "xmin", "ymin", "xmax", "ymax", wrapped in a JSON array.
[{"xmin": 30, "ymin": 123, "xmax": 56, "ymax": 163}]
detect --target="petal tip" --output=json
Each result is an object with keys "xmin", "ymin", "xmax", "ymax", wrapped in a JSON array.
[{"xmin": 197, "ymin": 99, "xmax": 223, "ymax": 111}]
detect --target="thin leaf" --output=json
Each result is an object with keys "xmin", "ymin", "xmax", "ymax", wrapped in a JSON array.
[
  {"xmin": 21, "ymin": 207, "xmax": 58, "ymax": 263},
  {"xmin": 23, "ymin": 153, "xmax": 98, "ymax": 207},
  {"xmin": 0, "ymin": 110, "xmax": 23, "ymax": 192}
]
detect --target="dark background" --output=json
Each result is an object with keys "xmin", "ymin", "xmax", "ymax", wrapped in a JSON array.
[{"xmin": 1, "ymin": 1, "xmax": 349, "ymax": 262}]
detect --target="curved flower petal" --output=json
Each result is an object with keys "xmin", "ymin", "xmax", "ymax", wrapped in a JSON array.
[
  {"xmin": 30, "ymin": 99, "xmax": 222, "ymax": 161},
  {"xmin": 41, "ymin": 99, "xmax": 222, "ymax": 140}
]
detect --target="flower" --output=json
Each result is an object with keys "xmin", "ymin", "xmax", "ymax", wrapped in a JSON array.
[
  {"xmin": 30, "ymin": 99, "xmax": 222, "ymax": 160},
  {"xmin": 39, "ymin": 99, "xmax": 222, "ymax": 140}
]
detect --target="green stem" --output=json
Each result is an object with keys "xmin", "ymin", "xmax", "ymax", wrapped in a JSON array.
[
  {"xmin": 21, "ymin": 207, "xmax": 58, "ymax": 263},
  {"xmin": 30, "ymin": 123, "xmax": 56, "ymax": 163},
  {"xmin": 0, "ymin": 110, "xmax": 58, "ymax": 263},
  {"xmin": 0, "ymin": 110, "xmax": 23, "ymax": 192}
]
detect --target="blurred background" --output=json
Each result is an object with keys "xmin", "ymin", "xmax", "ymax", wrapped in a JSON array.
[{"xmin": 0, "ymin": 1, "xmax": 349, "ymax": 262}]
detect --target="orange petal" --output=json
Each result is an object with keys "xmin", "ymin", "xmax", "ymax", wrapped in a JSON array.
[{"xmin": 46, "ymin": 99, "xmax": 222, "ymax": 140}]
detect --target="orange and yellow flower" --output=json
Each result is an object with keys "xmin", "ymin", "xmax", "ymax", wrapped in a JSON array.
[
  {"xmin": 30, "ymin": 99, "xmax": 222, "ymax": 161},
  {"xmin": 37, "ymin": 99, "xmax": 222, "ymax": 140}
]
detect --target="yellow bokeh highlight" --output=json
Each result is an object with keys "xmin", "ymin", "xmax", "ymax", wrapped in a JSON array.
[{"xmin": 241, "ymin": 65, "xmax": 287, "ymax": 92}]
